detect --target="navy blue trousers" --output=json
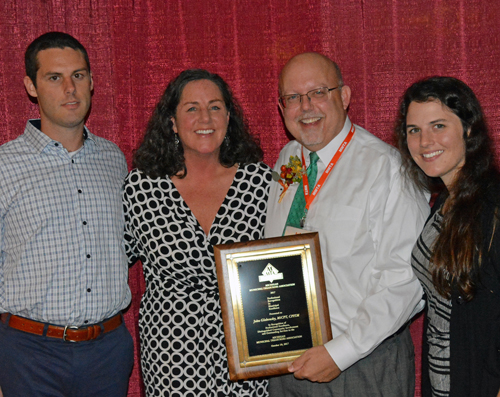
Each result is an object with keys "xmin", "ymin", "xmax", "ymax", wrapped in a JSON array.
[{"xmin": 0, "ymin": 316, "xmax": 134, "ymax": 397}]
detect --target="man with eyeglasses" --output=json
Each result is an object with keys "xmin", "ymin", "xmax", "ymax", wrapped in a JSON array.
[{"xmin": 265, "ymin": 52, "xmax": 429, "ymax": 396}]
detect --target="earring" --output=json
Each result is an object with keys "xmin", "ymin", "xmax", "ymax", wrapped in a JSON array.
[
  {"xmin": 224, "ymin": 135, "xmax": 230, "ymax": 147},
  {"xmin": 174, "ymin": 133, "xmax": 180, "ymax": 146}
]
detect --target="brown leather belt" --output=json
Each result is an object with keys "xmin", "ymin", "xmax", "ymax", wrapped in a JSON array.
[{"xmin": 0, "ymin": 313, "xmax": 122, "ymax": 342}]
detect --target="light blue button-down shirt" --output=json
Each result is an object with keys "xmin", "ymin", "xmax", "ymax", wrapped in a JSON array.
[{"xmin": 0, "ymin": 120, "xmax": 131, "ymax": 326}]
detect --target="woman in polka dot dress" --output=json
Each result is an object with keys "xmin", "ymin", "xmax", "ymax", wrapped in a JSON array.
[{"xmin": 123, "ymin": 69, "xmax": 271, "ymax": 397}]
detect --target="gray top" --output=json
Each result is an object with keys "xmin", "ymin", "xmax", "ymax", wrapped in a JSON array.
[{"xmin": 412, "ymin": 208, "xmax": 451, "ymax": 396}]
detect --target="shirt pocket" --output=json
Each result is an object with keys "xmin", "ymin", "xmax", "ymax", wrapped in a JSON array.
[{"xmin": 310, "ymin": 204, "xmax": 363, "ymax": 258}]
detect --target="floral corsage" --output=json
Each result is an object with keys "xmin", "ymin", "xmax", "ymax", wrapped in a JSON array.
[{"xmin": 272, "ymin": 155, "xmax": 304, "ymax": 203}]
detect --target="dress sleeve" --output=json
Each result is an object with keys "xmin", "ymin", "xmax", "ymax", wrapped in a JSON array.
[{"xmin": 123, "ymin": 170, "xmax": 140, "ymax": 267}]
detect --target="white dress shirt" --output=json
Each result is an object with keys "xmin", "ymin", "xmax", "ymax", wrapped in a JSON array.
[{"xmin": 265, "ymin": 117, "xmax": 429, "ymax": 371}]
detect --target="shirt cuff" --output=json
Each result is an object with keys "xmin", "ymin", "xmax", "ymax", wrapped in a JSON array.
[{"xmin": 324, "ymin": 333, "xmax": 361, "ymax": 371}]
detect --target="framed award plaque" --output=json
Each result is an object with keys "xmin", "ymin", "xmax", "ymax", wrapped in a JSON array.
[{"xmin": 214, "ymin": 232, "xmax": 331, "ymax": 381}]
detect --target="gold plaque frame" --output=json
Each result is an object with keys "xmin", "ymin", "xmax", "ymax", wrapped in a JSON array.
[{"xmin": 214, "ymin": 232, "xmax": 331, "ymax": 381}]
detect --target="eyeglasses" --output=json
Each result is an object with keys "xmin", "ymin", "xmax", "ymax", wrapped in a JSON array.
[{"xmin": 279, "ymin": 86, "xmax": 341, "ymax": 109}]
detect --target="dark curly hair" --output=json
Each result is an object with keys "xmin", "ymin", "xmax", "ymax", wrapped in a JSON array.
[
  {"xmin": 395, "ymin": 76, "xmax": 499, "ymax": 301},
  {"xmin": 133, "ymin": 69, "xmax": 263, "ymax": 178}
]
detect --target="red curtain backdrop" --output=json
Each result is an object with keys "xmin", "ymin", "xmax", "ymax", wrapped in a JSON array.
[{"xmin": 1, "ymin": 1, "xmax": 500, "ymax": 396}]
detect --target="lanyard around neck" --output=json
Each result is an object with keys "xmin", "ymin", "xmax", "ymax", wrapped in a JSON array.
[{"xmin": 301, "ymin": 124, "xmax": 355, "ymax": 211}]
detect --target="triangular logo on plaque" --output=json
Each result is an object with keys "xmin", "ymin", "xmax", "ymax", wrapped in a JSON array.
[{"xmin": 258, "ymin": 263, "xmax": 284, "ymax": 283}]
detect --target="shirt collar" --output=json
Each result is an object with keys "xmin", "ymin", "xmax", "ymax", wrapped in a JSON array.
[
  {"xmin": 302, "ymin": 117, "xmax": 352, "ymax": 165},
  {"xmin": 24, "ymin": 119, "xmax": 96, "ymax": 154}
]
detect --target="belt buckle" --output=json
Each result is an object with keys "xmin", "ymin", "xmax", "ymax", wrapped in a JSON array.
[{"xmin": 63, "ymin": 325, "xmax": 80, "ymax": 342}]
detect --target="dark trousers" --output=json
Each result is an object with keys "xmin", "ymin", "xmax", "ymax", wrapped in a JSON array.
[
  {"xmin": 269, "ymin": 327, "xmax": 415, "ymax": 397},
  {"xmin": 0, "ymin": 317, "xmax": 134, "ymax": 397}
]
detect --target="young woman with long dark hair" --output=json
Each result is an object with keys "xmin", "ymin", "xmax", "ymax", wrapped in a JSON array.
[{"xmin": 396, "ymin": 76, "xmax": 500, "ymax": 397}]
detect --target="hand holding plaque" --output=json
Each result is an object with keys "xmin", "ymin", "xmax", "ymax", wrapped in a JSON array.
[{"xmin": 214, "ymin": 232, "xmax": 331, "ymax": 380}]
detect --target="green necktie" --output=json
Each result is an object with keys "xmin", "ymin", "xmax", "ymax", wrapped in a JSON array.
[{"xmin": 284, "ymin": 151, "xmax": 319, "ymax": 230}]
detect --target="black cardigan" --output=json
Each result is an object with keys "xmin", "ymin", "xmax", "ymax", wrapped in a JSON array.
[{"xmin": 421, "ymin": 188, "xmax": 500, "ymax": 397}]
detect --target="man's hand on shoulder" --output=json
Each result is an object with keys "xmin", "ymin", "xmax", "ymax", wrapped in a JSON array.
[{"xmin": 288, "ymin": 345, "xmax": 341, "ymax": 382}]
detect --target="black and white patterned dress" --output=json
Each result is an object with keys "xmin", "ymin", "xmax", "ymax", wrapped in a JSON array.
[{"xmin": 123, "ymin": 163, "xmax": 272, "ymax": 397}]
